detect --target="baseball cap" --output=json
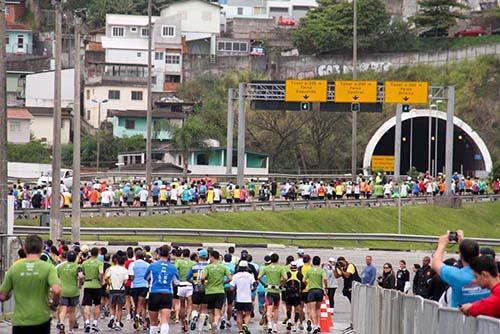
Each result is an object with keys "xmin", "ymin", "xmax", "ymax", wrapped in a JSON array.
[
  {"xmin": 264, "ymin": 255, "xmax": 271, "ymax": 264},
  {"xmin": 328, "ymin": 257, "xmax": 336, "ymax": 262},
  {"xmin": 224, "ymin": 253, "xmax": 232, "ymax": 263},
  {"xmin": 239, "ymin": 260, "xmax": 249, "ymax": 267},
  {"xmin": 290, "ymin": 261, "xmax": 297, "ymax": 269},
  {"xmin": 240, "ymin": 252, "xmax": 248, "ymax": 261},
  {"xmin": 297, "ymin": 249, "xmax": 305, "ymax": 256},
  {"xmin": 199, "ymin": 249, "xmax": 209, "ymax": 259},
  {"xmin": 480, "ymin": 248, "xmax": 496, "ymax": 258}
]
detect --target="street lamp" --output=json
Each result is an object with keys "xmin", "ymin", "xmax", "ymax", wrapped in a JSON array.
[{"xmin": 91, "ymin": 98, "xmax": 108, "ymax": 171}]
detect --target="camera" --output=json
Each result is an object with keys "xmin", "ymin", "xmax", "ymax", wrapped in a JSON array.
[{"xmin": 448, "ymin": 231, "xmax": 459, "ymax": 242}]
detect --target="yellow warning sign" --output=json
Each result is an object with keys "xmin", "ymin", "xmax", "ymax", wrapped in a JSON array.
[
  {"xmin": 334, "ymin": 80, "xmax": 378, "ymax": 103},
  {"xmin": 372, "ymin": 155, "xmax": 395, "ymax": 172},
  {"xmin": 384, "ymin": 81, "xmax": 428, "ymax": 104},
  {"xmin": 285, "ymin": 80, "xmax": 328, "ymax": 102}
]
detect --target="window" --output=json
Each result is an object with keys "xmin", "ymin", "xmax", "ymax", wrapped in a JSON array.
[
  {"xmin": 17, "ymin": 35, "xmax": 23, "ymax": 49},
  {"xmin": 155, "ymin": 52, "xmax": 163, "ymax": 60},
  {"xmin": 152, "ymin": 76, "xmax": 157, "ymax": 85},
  {"xmin": 108, "ymin": 90, "xmax": 120, "ymax": 100},
  {"xmin": 254, "ymin": 7, "xmax": 266, "ymax": 15},
  {"xmin": 86, "ymin": 110, "xmax": 91, "ymax": 120},
  {"xmin": 86, "ymin": 89, "xmax": 90, "ymax": 100},
  {"xmin": 130, "ymin": 27, "xmax": 138, "ymax": 32},
  {"xmin": 218, "ymin": 41, "xmax": 248, "ymax": 52},
  {"xmin": 165, "ymin": 54, "xmax": 180, "ymax": 64},
  {"xmin": 112, "ymin": 26, "xmax": 125, "ymax": 37},
  {"xmin": 5, "ymin": 36, "xmax": 9, "ymax": 45},
  {"xmin": 196, "ymin": 153, "xmax": 209, "ymax": 165},
  {"xmin": 125, "ymin": 119, "xmax": 135, "ymax": 130},
  {"xmin": 164, "ymin": 74, "xmax": 181, "ymax": 83},
  {"xmin": 131, "ymin": 91, "xmax": 143, "ymax": 101},
  {"xmin": 9, "ymin": 121, "xmax": 21, "ymax": 132},
  {"xmin": 141, "ymin": 27, "xmax": 149, "ymax": 37},
  {"xmin": 162, "ymin": 25, "xmax": 175, "ymax": 37},
  {"xmin": 237, "ymin": 7, "xmax": 243, "ymax": 15},
  {"xmin": 240, "ymin": 43, "xmax": 248, "ymax": 52},
  {"xmin": 137, "ymin": 52, "xmax": 142, "ymax": 57},
  {"xmin": 233, "ymin": 43, "xmax": 240, "ymax": 51},
  {"xmin": 217, "ymin": 42, "xmax": 224, "ymax": 51},
  {"xmin": 225, "ymin": 42, "xmax": 232, "ymax": 51}
]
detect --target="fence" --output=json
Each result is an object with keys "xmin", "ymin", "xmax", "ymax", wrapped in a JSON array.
[
  {"xmin": 13, "ymin": 194, "xmax": 499, "ymax": 221},
  {"xmin": 352, "ymin": 283, "xmax": 500, "ymax": 334}
]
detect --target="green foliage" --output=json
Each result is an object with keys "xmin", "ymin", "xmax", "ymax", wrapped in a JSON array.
[
  {"xmin": 415, "ymin": 0, "xmax": 467, "ymax": 29},
  {"xmin": 293, "ymin": 0, "xmax": 390, "ymax": 54},
  {"xmin": 7, "ymin": 141, "xmax": 52, "ymax": 163},
  {"xmin": 490, "ymin": 161, "xmax": 500, "ymax": 183}
]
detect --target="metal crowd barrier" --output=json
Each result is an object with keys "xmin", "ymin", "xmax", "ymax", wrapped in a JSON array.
[
  {"xmin": 352, "ymin": 283, "xmax": 500, "ymax": 334},
  {"xmin": 13, "ymin": 194, "xmax": 499, "ymax": 221}
]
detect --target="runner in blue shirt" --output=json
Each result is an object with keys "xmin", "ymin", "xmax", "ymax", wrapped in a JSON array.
[
  {"xmin": 144, "ymin": 245, "xmax": 179, "ymax": 334},
  {"xmin": 128, "ymin": 250, "xmax": 150, "ymax": 329},
  {"xmin": 186, "ymin": 250, "xmax": 210, "ymax": 331}
]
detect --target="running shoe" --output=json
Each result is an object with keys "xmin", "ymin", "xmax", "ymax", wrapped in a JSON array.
[
  {"xmin": 91, "ymin": 324, "xmax": 100, "ymax": 332},
  {"xmin": 133, "ymin": 315, "xmax": 140, "ymax": 330},
  {"xmin": 56, "ymin": 323, "xmax": 65, "ymax": 334},
  {"xmin": 306, "ymin": 320, "xmax": 312, "ymax": 332},
  {"xmin": 220, "ymin": 318, "xmax": 226, "ymax": 330},
  {"xmin": 243, "ymin": 324, "xmax": 251, "ymax": 334},
  {"xmin": 190, "ymin": 315, "xmax": 198, "ymax": 331},
  {"xmin": 286, "ymin": 321, "xmax": 292, "ymax": 331},
  {"xmin": 107, "ymin": 318, "xmax": 115, "ymax": 329},
  {"xmin": 84, "ymin": 324, "xmax": 91, "ymax": 333}
]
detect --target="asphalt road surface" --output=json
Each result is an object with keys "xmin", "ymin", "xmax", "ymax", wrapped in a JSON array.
[{"xmin": 0, "ymin": 247, "xmax": 433, "ymax": 334}]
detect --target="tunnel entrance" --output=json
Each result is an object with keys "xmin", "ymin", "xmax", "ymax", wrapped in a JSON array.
[{"xmin": 363, "ymin": 110, "xmax": 492, "ymax": 177}]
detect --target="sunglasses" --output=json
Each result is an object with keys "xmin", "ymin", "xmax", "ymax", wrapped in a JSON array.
[{"xmin": 383, "ymin": 267, "xmax": 390, "ymax": 269}]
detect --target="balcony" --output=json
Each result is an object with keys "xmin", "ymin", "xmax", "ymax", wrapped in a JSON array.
[{"xmin": 86, "ymin": 63, "xmax": 148, "ymax": 86}]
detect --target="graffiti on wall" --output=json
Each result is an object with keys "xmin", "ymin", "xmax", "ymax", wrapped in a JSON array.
[{"xmin": 316, "ymin": 62, "xmax": 392, "ymax": 76}]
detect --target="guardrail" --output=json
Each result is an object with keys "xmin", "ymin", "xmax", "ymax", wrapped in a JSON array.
[
  {"xmin": 13, "ymin": 194, "xmax": 499, "ymax": 221},
  {"xmin": 10, "ymin": 226, "xmax": 500, "ymax": 246},
  {"xmin": 352, "ymin": 283, "xmax": 500, "ymax": 334}
]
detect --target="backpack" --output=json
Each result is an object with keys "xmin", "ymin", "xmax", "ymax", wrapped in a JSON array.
[{"xmin": 285, "ymin": 271, "xmax": 302, "ymax": 299}]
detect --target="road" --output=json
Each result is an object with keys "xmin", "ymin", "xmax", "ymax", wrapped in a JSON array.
[{"xmin": 0, "ymin": 247, "xmax": 432, "ymax": 334}]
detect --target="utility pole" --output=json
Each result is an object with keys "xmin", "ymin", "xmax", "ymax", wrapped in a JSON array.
[
  {"xmin": 351, "ymin": 0, "xmax": 358, "ymax": 179},
  {"xmin": 236, "ymin": 83, "xmax": 245, "ymax": 186},
  {"xmin": 0, "ymin": 0, "xmax": 9, "ymax": 281},
  {"xmin": 445, "ymin": 87, "xmax": 455, "ymax": 196},
  {"xmin": 145, "ymin": 0, "xmax": 153, "ymax": 185},
  {"xmin": 394, "ymin": 104, "xmax": 403, "ymax": 234},
  {"xmin": 72, "ymin": 8, "xmax": 86, "ymax": 243},
  {"xmin": 50, "ymin": 0, "xmax": 63, "ymax": 241},
  {"xmin": 226, "ymin": 89, "xmax": 234, "ymax": 176}
]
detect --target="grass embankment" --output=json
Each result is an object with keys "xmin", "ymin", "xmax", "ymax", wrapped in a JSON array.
[
  {"xmin": 414, "ymin": 35, "xmax": 500, "ymax": 52},
  {"xmin": 16, "ymin": 202, "xmax": 500, "ymax": 250}
]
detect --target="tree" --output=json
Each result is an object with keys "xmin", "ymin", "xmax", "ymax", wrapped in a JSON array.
[
  {"xmin": 415, "ymin": 0, "xmax": 467, "ymax": 30},
  {"xmin": 165, "ymin": 116, "xmax": 213, "ymax": 177},
  {"xmin": 293, "ymin": 0, "xmax": 390, "ymax": 54},
  {"xmin": 7, "ymin": 140, "xmax": 52, "ymax": 163}
]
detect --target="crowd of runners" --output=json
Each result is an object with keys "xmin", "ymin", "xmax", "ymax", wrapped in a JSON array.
[
  {"xmin": 1, "ymin": 231, "xmax": 499, "ymax": 334},
  {"xmin": 9, "ymin": 172, "xmax": 499, "ymax": 209}
]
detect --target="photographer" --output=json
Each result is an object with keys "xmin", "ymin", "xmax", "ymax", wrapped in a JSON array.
[
  {"xmin": 334, "ymin": 257, "xmax": 361, "ymax": 302},
  {"xmin": 432, "ymin": 230, "xmax": 490, "ymax": 308}
]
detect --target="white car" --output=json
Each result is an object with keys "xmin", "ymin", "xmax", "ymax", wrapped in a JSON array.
[{"xmin": 37, "ymin": 169, "xmax": 74, "ymax": 191}]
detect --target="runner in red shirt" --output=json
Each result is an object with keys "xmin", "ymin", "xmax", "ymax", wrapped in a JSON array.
[{"xmin": 124, "ymin": 248, "xmax": 135, "ymax": 321}]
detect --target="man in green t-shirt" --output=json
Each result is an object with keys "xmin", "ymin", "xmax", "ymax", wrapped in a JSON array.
[
  {"xmin": 57, "ymin": 250, "xmax": 84, "ymax": 333},
  {"xmin": 202, "ymin": 250, "xmax": 232, "ymax": 331},
  {"xmin": 81, "ymin": 247, "xmax": 104, "ymax": 333},
  {"xmin": 0, "ymin": 235, "xmax": 61, "ymax": 334},
  {"xmin": 175, "ymin": 248, "xmax": 196, "ymax": 332},
  {"xmin": 258, "ymin": 253, "xmax": 287, "ymax": 334},
  {"xmin": 303, "ymin": 256, "xmax": 327, "ymax": 334}
]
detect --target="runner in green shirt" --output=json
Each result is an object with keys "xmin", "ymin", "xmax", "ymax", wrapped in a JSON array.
[
  {"xmin": 57, "ymin": 250, "xmax": 84, "ymax": 333},
  {"xmin": 258, "ymin": 253, "xmax": 287, "ymax": 333},
  {"xmin": 202, "ymin": 250, "xmax": 232, "ymax": 331},
  {"xmin": 175, "ymin": 249, "xmax": 197, "ymax": 331},
  {"xmin": 303, "ymin": 256, "xmax": 327, "ymax": 333},
  {"xmin": 81, "ymin": 247, "xmax": 104, "ymax": 332},
  {"xmin": 0, "ymin": 235, "xmax": 60, "ymax": 334}
]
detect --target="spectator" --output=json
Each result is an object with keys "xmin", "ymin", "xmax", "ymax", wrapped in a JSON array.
[
  {"xmin": 377, "ymin": 263, "xmax": 396, "ymax": 289},
  {"xmin": 361, "ymin": 255, "xmax": 377, "ymax": 286},
  {"xmin": 432, "ymin": 230, "xmax": 490, "ymax": 307},
  {"xmin": 492, "ymin": 178, "xmax": 500, "ymax": 194},
  {"xmin": 334, "ymin": 257, "xmax": 361, "ymax": 302},
  {"xmin": 480, "ymin": 247, "xmax": 500, "ymax": 273},
  {"xmin": 395, "ymin": 260, "xmax": 410, "ymax": 293},
  {"xmin": 460, "ymin": 255, "xmax": 500, "ymax": 318},
  {"xmin": 413, "ymin": 256, "xmax": 435, "ymax": 298},
  {"xmin": 428, "ymin": 258, "xmax": 457, "ymax": 302}
]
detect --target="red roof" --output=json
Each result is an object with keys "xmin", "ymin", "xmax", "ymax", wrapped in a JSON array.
[
  {"xmin": 6, "ymin": 21, "xmax": 31, "ymax": 31},
  {"xmin": 87, "ymin": 41, "xmax": 104, "ymax": 52},
  {"xmin": 8, "ymin": 108, "xmax": 32, "ymax": 120}
]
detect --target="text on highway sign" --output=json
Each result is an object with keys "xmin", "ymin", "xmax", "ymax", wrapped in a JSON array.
[
  {"xmin": 334, "ymin": 80, "xmax": 378, "ymax": 103},
  {"xmin": 372, "ymin": 155, "xmax": 395, "ymax": 172},
  {"xmin": 384, "ymin": 81, "xmax": 429, "ymax": 104},
  {"xmin": 285, "ymin": 80, "xmax": 327, "ymax": 102}
]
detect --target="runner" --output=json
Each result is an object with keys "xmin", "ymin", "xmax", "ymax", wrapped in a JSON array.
[
  {"xmin": 81, "ymin": 247, "xmax": 104, "ymax": 333},
  {"xmin": 105, "ymin": 255, "xmax": 129, "ymax": 331},
  {"xmin": 258, "ymin": 253, "xmax": 287, "ymax": 334},
  {"xmin": 144, "ymin": 245, "xmax": 180, "ymax": 334},
  {"xmin": 284, "ymin": 261, "xmax": 303, "ymax": 332},
  {"xmin": 57, "ymin": 250, "xmax": 84, "ymax": 334},
  {"xmin": 303, "ymin": 256, "xmax": 327, "ymax": 334},
  {"xmin": 129, "ymin": 250, "xmax": 150, "ymax": 331},
  {"xmin": 202, "ymin": 250, "xmax": 232, "ymax": 333},
  {"xmin": 175, "ymin": 248, "xmax": 196, "ymax": 332},
  {"xmin": 0, "ymin": 235, "xmax": 61, "ymax": 334},
  {"xmin": 187, "ymin": 249, "xmax": 210, "ymax": 331},
  {"xmin": 221, "ymin": 253, "xmax": 236, "ymax": 330},
  {"xmin": 230, "ymin": 260, "xmax": 256, "ymax": 334}
]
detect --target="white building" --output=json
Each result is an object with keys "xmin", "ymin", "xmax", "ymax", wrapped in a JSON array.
[
  {"xmin": 221, "ymin": 0, "xmax": 268, "ymax": 18},
  {"xmin": 266, "ymin": 0, "xmax": 318, "ymax": 20},
  {"xmin": 7, "ymin": 108, "xmax": 32, "ymax": 144},
  {"xmin": 25, "ymin": 107, "xmax": 72, "ymax": 145},
  {"xmin": 25, "ymin": 68, "xmax": 75, "ymax": 108}
]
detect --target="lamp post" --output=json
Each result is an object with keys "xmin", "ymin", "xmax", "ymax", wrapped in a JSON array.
[
  {"xmin": 351, "ymin": 0, "xmax": 358, "ymax": 179},
  {"xmin": 91, "ymin": 98, "xmax": 108, "ymax": 171}
]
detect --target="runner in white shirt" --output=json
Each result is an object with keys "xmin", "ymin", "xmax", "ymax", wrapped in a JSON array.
[
  {"xmin": 101, "ymin": 188, "xmax": 114, "ymax": 208},
  {"xmin": 105, "ymin": 256, "xmax": 129, "ymax": 330},
  {"xmin": 139, "ymin": 187, "xmax": 149, "ymax": 207},
  {"xmin": 383, "ymin": 182, "xmax": 393, "ymax": 198},
  {"xmin": 230, "ymin": 261, "xmax": 256, "ymax": 334}
]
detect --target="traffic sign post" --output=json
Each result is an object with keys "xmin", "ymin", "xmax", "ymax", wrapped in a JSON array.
[
  {"xmin": 335, "ymin": 80, "xmax": 378, "ymax": 103},
  {"xmin": 384, "ymin": 81, "xmax": 429, "ymax": 104},
  {"xmin": 285, "ymin": 80, "xmax": 327, "ymax": 102}
]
